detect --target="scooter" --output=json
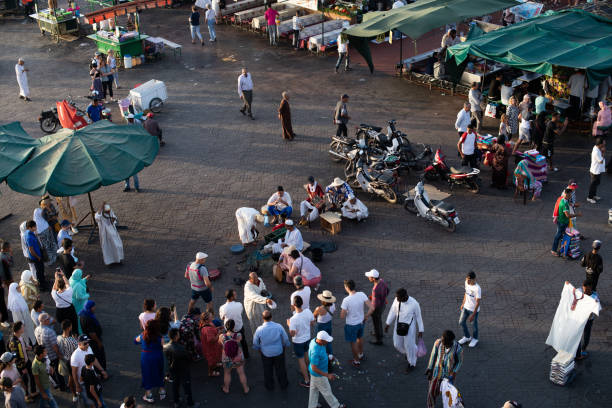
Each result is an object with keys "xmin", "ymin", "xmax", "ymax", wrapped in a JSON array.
[
  {"xmin": 354, "ymin": 149, "xmax": 399, "ymax": 203},
  {"xmin": 423, "ymin": 147, "xmax": 481, "ymax": 193},
  {"xmin": 404, "ymin": 179, "xmax": 459, "ymax": 232}
]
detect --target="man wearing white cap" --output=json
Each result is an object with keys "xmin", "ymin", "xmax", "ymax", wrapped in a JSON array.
[
  {"xmin": 325, "ymin": 178, "xmax": 353, "ymax": 210},
  {"xmin": 365, "ymin": 269, "xmax": 388, "ymax": 346},
  {"xmin": 235, "ymin": 207, "xmax": 265, "ymax": 245},
  {"xmin": 341, "ymin": 194, "xmax": 368, "ymax": 221},
  {"xmin": 185, "ymin": 252, "xmax": 213, "ymax": 312},
  {"xmin": 15, "ymin": 58, "xmax": 31, "ymax": 101},
  {"xmin": 264, "ymin": 219, "xmax": 303, "ymax": 254},
  {"xmin": 307, "ymin": 331, "xmax": 346, "ymax": 408}
]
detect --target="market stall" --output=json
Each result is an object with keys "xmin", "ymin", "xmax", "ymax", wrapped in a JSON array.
[
  {"xmin": 30, "ymin": 7, "xmax": 79, "ymax": 42},
  {"xmin": 84, "ymin": 0, "xmax": 171, "ymax": 65},
  {"xmin": 308, "ymin": 22, "xmax": 352, "ymax": 51}
]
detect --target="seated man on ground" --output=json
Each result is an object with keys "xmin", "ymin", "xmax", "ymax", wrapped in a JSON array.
[
  {"xmin": 288, "ymin": 249, "xmax": 321, "ymax": 290},
  {"xmin": 299, "ymin": 176, "xmax": 325, "ymax": 225},
  {"xmin": 341, "ymin": 194, "xmax": 368, "ymax": 221},
  {"xmin": 266, "ymin": 185, "xmax": 292, "ymax": 225},
  {"xmin": 263, "ymin": 219, "xmax": 303, "ymax": 254},
  {"xmin": 325, "ymin": 177, "xmax": 353, "ymax": 211}
]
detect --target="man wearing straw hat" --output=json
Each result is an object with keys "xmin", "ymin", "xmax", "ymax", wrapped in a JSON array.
[
  {"xmin": 307, "ymin": 331, "xmax": 346, "ymax": 408},
  {"xmin": 325, "ymin": 178, "xmax": 353, "ymax": 211}
]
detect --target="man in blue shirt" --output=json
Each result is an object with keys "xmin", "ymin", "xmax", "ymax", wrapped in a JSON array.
[
  {"xmin": 253, "ymin": 310, "xmax": 290, "ymax": 390},
  {"xmin": 308, "ymin": 331, "xmax": 346, "ymax": 408},
  {"xmin": 25, "ymin": 220, "xmax": 48, "ymax": 291},
  {"xmin": 86, "ymin": 99, "xmax": 103, "ymax": 122}
]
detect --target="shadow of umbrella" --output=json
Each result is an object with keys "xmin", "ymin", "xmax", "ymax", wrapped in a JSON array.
[
  {"xmin": 0, "ymin": 122, "xmax": 42, "ymax": 222},
  {"xmin": 4, "ymin": 120, "xmax": 160, "ymax": 242}
]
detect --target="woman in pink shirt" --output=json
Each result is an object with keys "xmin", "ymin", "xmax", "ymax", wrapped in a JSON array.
[{"xmin": 139, "ymin": 299, "xmax": 157, "ymax": 331}]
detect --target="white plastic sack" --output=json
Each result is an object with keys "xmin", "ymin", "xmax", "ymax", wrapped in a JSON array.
[{"xmin": 485, "ymin": 103, "xmax": 497, "ymax": 118}]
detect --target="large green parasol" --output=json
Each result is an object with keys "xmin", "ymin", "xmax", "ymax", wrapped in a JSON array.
[{"xmin": 0, "ymin": 122, "xmax": 41, "ymax": 183}]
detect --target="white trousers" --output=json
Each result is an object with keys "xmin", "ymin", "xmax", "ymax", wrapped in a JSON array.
[
  {"xmin": 300, "ymin": 200, "xmax": 319, "ymax": 221},
  {"xmin": 308, "ymin": 375, "xmax": 340, "ymax": 408}
]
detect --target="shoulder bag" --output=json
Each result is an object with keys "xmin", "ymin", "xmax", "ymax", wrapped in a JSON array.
[{"xmin": 396, "ymin": 302, "xmax": 410, "ymax": 336}]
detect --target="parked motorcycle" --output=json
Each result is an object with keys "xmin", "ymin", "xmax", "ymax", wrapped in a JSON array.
[
  {"xmin": 354, "ymin": 149, "xmax": 399, "ymax": 203},
  {"xmin": 423, "ymin": 147, "xmax": 481, "ymax": 193},
  {"xmin": 38, "ymin": 96, "xmax": 110, "ymax": 134},
  {"xmin": 356, "ymin": 120, "xmax": 432, "ymax": 170},
  {"xmin": 404, "ymin": 179, "xmax": 459, "ymax": 232}
]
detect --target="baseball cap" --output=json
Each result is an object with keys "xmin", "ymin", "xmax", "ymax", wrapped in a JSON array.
[
  {"xmin": 593, "ymin": 240, "xmax": 602, "ymax": 249},
  {"xmin": 0, "ymin": 352, "xmax": 15, "ymax": 363},
  {"xmin": 196, "ymin": 252, "xmax": 208, "ymax": 260},
  {"xmin": 146, "ymin": 112, "xmax": 154, "ymax": 118},
  {"xmin": 60, "ymin": 219, "xmax": 72, "ymax": 227},
  {"xmin": 285, "ymin": 219, "xmax": 294, "ymax": 226},
  {"xmin": 78, "ymin": 335, "xmax": 90, "ymax": 343},
  {"xmin": 365, "ymin": 269, "xmax": 380, "ymax": 279},
  {"xmin": 316, "ymin": 331, "xmax": 333, "ymax": 342},
  {"xmin": 126, "ymin": 113, "xmax": 134, "ymax": 119}
]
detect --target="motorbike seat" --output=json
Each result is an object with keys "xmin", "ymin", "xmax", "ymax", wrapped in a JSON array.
[
  {"xmin": 430, "ymin": 200, "xmax": 454, "ymax": 212},
  {"xmin": 360, "ymin": 123, "xmax": 382, "ymax": 132},
  {"xmin": 450, "ymin": 166, "xmax": 471, "ymax": 174}
]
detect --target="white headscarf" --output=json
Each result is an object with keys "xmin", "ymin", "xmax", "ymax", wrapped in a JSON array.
[
  {"xmin": 20, "ymin": 221, "xmax": 30, "ymax": 258},
  {"xmin": 20, "ymin": 270, "xmax": 35, "ymax": 286},
  {"xmin": 33, "ymin": 207, "xmax": 49, "ymax": 232},
  {"xmin": 7, "ymin": 283, "xmax": 28, "ymax": 313}
]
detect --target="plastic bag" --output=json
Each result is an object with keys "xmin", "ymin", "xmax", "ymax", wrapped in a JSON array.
[
  {"xmin": 485, "ymin": 103, "xmax": 497, "ymax": 118},
  {"xmin": 417, "ymin": 338, "xmax": 427, "ymax": 358}
]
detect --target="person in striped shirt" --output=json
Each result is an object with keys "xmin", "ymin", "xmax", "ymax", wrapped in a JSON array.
[{"xmin": 425, "ymin": 330, "xmax": 463, "ymax": 408}]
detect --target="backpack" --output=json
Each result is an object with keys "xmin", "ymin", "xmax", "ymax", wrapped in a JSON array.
[{"xmin": 224, "ymin": 334, "xmax": 240, "ymax": 360}]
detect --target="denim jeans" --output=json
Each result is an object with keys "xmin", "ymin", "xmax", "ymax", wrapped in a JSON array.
[
  {"xmin": 39, "ymin": 388, "xmax": 59, "ymax": 408},
  {"xmin": 124, "ymin": 174, "xmax": 139, "ymax": 190},
  {"xmin": 268, "ymin": 24, "xmax": 278, "ymax": 45},
  {"xmin": 207, "ymin": 20, "xmax": 216, "ymax": 41},
  {"xmin": 190, "ymin": 24, "xmax": 203, "ymax": 42},
  {"xmin": 336, "ymin": 52, "xmax": 350, "ymax": 70},
  {"xmin": 267, "ymin": 205, "xmax": 292, "ymax": 218},
  {"xmin": 552, "ymin": 222, "xmax": 568, "ymax": 253},
  {"xmin": 458, "ymin": 308, "xmax": 478, "ymax": 339}
]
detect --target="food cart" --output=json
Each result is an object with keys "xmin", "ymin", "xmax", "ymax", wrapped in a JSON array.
[
  {"xmin": 87, "ymin": 30, "xmax": 149, "ymax": 65},
  {"xmin": 30, "ymin": 7, "xmax": 79, "ymax": 42}
]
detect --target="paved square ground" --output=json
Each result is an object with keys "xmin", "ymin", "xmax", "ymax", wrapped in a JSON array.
[{"xmin": 0, "ymin": 7, "xmax": 610, "ymax": 407}]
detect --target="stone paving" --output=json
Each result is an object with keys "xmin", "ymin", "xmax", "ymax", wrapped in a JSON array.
[{"xmin": 0, "ymin": 6, "xmax": 611, "ymax": 408}]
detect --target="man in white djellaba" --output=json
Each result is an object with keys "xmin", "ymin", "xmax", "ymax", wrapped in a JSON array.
[
  {"xmin": 94, "ymin": 203, "xmax": 124, "ymax": 265},
  {"xmin": 385, "ymin": 287, "xmax": 424, "ymax": 372},
  {"xmin": 15, "ymin": 58, "xmax": 31, "ymax": 101},
  {"xmin": 235, "ymin": 207, "xmax": 264, "ymax": 245}
]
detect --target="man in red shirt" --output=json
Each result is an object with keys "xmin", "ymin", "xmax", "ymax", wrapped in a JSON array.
[
  {"xmin": 366, "ymin": 269, "xmax": 389, "ymax": 345},
  {"xmin": 264, "ymin": 6, "xmax": 280, "ymax": 46}
]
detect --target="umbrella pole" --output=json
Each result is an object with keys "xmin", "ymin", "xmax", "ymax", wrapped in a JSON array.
[
  {"xmin": 75, "ymin": 192, "xmax": 98, "ymax": 244},
  {"xmin": 399, "ymin": 35, "xmax": 403, "ymax": 76}
]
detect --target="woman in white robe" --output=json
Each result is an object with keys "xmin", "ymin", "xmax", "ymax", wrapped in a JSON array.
[
  {"xmin": 235, "ymin": 207, "xmax": 264, "ymax": 245},
  {"xmin": 15, "ymin": 59, "xmax": 30, "ymax": 100},
  {"xmin": 94, "ymin": 203, "xmax": 124, "ymax": 265},
  {"xmin": 7, "ymin": 283, "xmax": 36, "ymax": 345},
  {"xmin": 385, "ymin": 288, "xmax": 424, "ymax": 370}
]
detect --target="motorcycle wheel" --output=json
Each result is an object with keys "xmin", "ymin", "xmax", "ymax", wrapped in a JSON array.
[
  {"xmin": 403, "ymin": 199, "xmax": 418, "ymax": 214},
  {"xmin": 40, "ymin": 117, "xmax": 58, "ymax": 134},
  {"xmin": 445, "ymin": 218, "xmax": 457, "ymax": 233},
  {"xmin": 329, "ymin": 140, "xmax": 344, "ymax": 163},
  {"xmin": 381, "ymin": 185, "xmax": 398, "ymax": 204},
  {"xmin": 424, "ymin": 171, "xmax": 439, "ymax": 181},
  {"xmin": 468, "ymin": 180, "xmax": 480, "ymax": 194}
]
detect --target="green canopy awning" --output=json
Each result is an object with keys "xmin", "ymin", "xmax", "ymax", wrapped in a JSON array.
[
  {"xmin": 6, "ymin": 120, "xmax": 159, "ymax": 197},
  {"xmin": 346, "ymin": 0, "xmax": 518, "ymax": 72},
  {"xmin": 446, "ymin": 9, "xmax": 612, "ymax": 87},
  {"xmin": 0, "ymin": 122, "xmax": 40, "ymax": 183}
]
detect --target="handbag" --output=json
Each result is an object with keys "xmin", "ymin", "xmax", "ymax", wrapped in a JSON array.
[{"xmin": 396, "ymin": 302, "xmax": 410, "ymax": 336}]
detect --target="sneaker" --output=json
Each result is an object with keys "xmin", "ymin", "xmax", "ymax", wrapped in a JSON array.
[
  {"xmin": 594, "ymin": 196, "xmax": 601, "ymax": 201},
  {"xmin": 458, "ymin": 336, "xmax": 472, "ymax": 345},
  {"xmin": 468, "ymin": 338, "xmax": 479, "ymax": 348},
  {"xmin": 350, "ymin": 359, "xmax": 361, "ymax": 368},
  {"xmin": 142, "ymin": 394, "xmax": 154, "ymax": 404},
  {"xmin": 72, "ymin": 395, "xmax": 78, "ymax": 403},
  {"xmin": 586, "ymin": 198, "xmax": 596, "ymax": 204}
]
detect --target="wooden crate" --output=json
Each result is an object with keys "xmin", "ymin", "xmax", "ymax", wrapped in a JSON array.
[{"xmin": 320, "ymin": 212, "xmax": 342, "ymax": 235}]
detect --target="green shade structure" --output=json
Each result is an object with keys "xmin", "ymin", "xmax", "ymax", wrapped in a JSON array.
[
  {"xmin": 0, "ymin": 122, "xmax": 40, "ymax": 183},
  {"xmin": 345, "ymin": 0, "xmax": 519, "ymax": 72},
  {"xmin": 446, "ymin": 9, "xmax": 612, "ymax": 88},
  {"xmin": 6, "ymin": 120, "xmax": 159, "ymax": 197}
]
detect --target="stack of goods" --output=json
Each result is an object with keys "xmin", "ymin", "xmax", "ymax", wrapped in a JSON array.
[
  {"xmin": 476, "ymin": 134, "xmax": 496, "ymax": 149},
  {"xmin": 96, "ymin": 30, "xmax": 114, "ymax": 40},
  {"xmin": 518, "ymin": 149, "xmax": 547, "ymax": 182},
  {"xmin": 560, "ymin": 227, "xmax": 581, "ymax": 259},
  {"xmin": 119, "ymin": 31, "xmax": 138, "ymax": 42},
  {"xmin": 549, "ymin": 351, "xmax": 575, "ymax": 386}
]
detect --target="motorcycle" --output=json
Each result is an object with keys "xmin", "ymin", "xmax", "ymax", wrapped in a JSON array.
[
  {"xmin": 356, "ymin": 120, "xmax": 432, "ymax": 170},
  {"xmin": 404, "ymin": 179, "xmax": 459, "ymax": 232},
  {"xmin": 354, "ymin": 149, "xmax": 399, "ymax": 203},
  {"xmin": 38, "ymin": 96, "xmax": 110, "ymax": 134},
  {"xmin": 423, "ymin": 147, "xmax": 481, "ymax": 193}
]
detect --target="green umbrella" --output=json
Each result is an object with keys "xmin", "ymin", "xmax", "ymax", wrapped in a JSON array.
[
  {"xmin": 0, "ymin": 122, "xmax": 41, "ymax": 183},
  {"xmin": 6, "ymin": 120, "xmax": 159, "ymax": 197}
]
